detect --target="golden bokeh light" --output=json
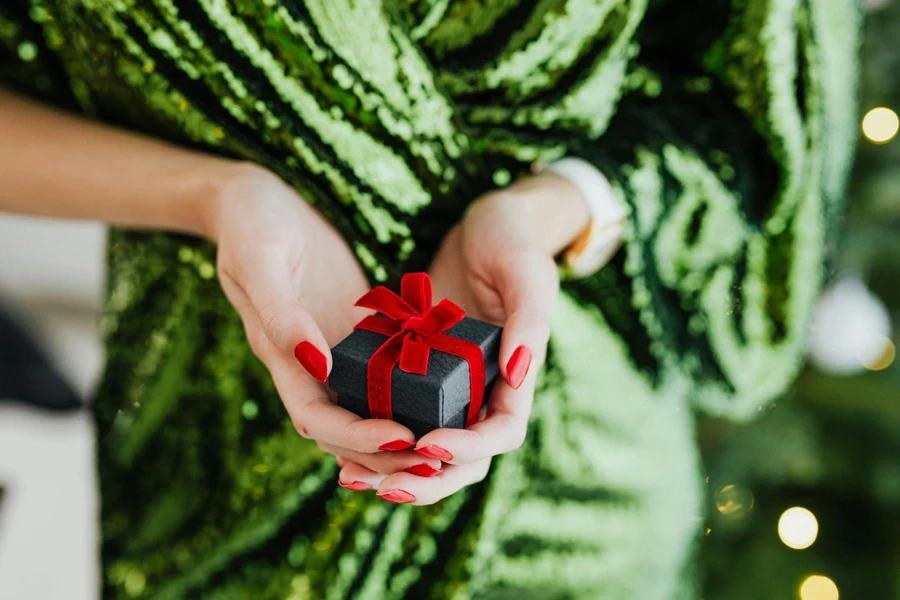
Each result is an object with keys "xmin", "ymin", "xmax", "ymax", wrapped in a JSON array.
[
  {"xmin": 799, "ymin": 575, "xmax": 839, "ymax": 600},
  {"xmin": 778, "ymin": 507, "xmax": 819, "ymax": 550},
  {"xmin": 714, "ymin": 485, "xmax": 754, "ymax": 518},
  {"xmin": 862, "ymin": 107, "xmax": 899, "ymax": 143},
  {"xmin": 860, "ymin": 337, "xmax": 896, "ymax": 371}
]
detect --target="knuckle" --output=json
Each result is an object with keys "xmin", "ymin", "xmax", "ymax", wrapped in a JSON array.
[
  {"xmin": 289, "ymin": 409, "xmax": 313, "ymax": 440},
  {"xmin": 509, "ymin": 425, "xmax": 528, "ymax": 451},
  {"xmin": 257, "ymin": 304, "xmax": 286, "ymax": 345},
  {"xmin": 473, "ymin": 461, "xmax": 491, "ymax": 484},
  {"xmin": 339, "ymin": 421, "xmax": 362, "ymax": 451},
  {"xmin": 242, "ymin": 321, "xmax": 268, "ymax": 356},
  {"xmin": 530, "ymin": 313, "xmax": 552, "ymax": 341}
]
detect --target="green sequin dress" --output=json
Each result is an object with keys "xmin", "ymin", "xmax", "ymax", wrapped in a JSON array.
[{"xmin": 0, "ymin": 1, "xmax": 860, "ymax": 598}]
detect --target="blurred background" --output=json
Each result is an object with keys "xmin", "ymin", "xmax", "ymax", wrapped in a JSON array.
[
  {"xmin": 699, "ymin": 1, "xmax": 900, "ymax": 599},
  {"xmin": 0, "ymin": 2, "xmax": 898, "ymax": 599}
]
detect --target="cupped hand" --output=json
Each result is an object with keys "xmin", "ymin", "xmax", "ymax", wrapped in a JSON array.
[
  {"xmin": 335, "ymin": 172, "xmax": 592, "ymax": 504},
  {"xmin": 208, "ymin": 166, "xmax": 422, "ymax": 457}
]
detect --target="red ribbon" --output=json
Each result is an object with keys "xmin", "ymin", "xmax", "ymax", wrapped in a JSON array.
[{"xmin": 353, "ymin": 272, "xmax": 486, "ymax": 427}]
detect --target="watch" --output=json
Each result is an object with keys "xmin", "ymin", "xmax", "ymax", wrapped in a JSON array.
[{"xmin": 542, "ymin": 157, "xmax": 627, "ymax": 279}]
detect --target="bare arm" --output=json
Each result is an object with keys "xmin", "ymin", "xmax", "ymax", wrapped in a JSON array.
[
  {"xmin": 0, "ymin": 87, "xmax": 258, "ymax": 238},
  {"xmin": 0, "ymin": 87, "xmax": 428, "ymax": 460}
]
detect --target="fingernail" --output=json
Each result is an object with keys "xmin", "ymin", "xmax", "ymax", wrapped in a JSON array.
[
  {"xmin": 414, "ymin": 445, "xmax": 452, "ymax": 461},
  {"xmin": 338, "ymin": 479, "xmax": 371, "ymax": 491},
  {"xmin": 378, "ymin": 439, "xmax": 416, "ymax": 451},
  {"xmin": 293, "ymin": 341, "xmax": 328, "ymax": 382},
  {"xmin": 404, "ymin": 463, "xmax": 443, "ymax": 477},
  {"xmin": 377, "ymin": 489, "xmax": 416, "ymax": 504},
  {"xmin": 505, "ymin": 345, "xmax": 532, "ymax": 390}
]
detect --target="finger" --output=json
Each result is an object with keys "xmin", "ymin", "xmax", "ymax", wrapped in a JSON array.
[
  {"xmin": 337, "ymin": 461, "xmax": 386, "ymax": 491},
  {"xmin": 238, "ymin": 315, "xmax": 415, "ymax": 455},
  {"xmin": 413, "ymin": 373, "xmax": 535, "ymax": 465},
  {"xmin": 222, "ymin": 273, "xmax": 418, "ymax": 452},
  {"xmin": 318, "ymin": 441, "xmax": 443, "ymax": 476},
  {"xmin": 225, "ymin": 251, "xmax": 332, "ymax": 382},
  {"xmin": 494, "ymin": 250, "xmax": 558, "ymax": 390},
  {"xmin": 282, "ymin": 387, "xmax": 418, "ymax": 453},
  {"xmin": 374, "ymin": 459, "xmax": 492, "ymax": 505}
]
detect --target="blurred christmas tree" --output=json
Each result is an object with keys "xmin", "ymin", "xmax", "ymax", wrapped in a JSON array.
[{"xmin": 699, "ymin": 2, "xmax": 900, "ymax": 599}]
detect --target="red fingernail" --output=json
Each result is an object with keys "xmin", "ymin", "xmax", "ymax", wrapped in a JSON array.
[
  {"xmin": 404, "ymin": 463, "xmax": 443, "ymax": 477},
  {"xmin": 338, "ymin": 479, "xmax": 371, "ymax": 491},
  {"xmin": 505, "ymin": 345, "xmax": 532, "ymax": 390},
  {"xmin": 293, "ymin": 341, "xmax": 328, "ymax": 382},
  {"xmin": 378, "ymin": 439, "xmax": 416, "ymax": 451},
  {"xmin": 415, "ymin": 445, "xmax": 452, "ymax": 461},
  {"xmin": 377, "ymin": 489, "xmax": 416, "ymax": 504}
]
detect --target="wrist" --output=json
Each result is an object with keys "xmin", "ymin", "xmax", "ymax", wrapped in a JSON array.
[
  {"xmin": 506, "ymin": 172, "xmax": 592, "ymax": 256},
  {"xmin": 200, "ymin": 161, "xmax": 280, "ymax": 242},
  {"xmin": 542, "ymin": 158, "xmax": 626, "ymax": 278}
]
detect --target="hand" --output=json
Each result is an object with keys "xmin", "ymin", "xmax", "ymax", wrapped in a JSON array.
[
  {"xmin": 334, "ymin": 173, "xmax": 592, "ymax": 504},
  {"xmin": 208, "ymin": 166, "xmax": 427, "ymax": 462}
]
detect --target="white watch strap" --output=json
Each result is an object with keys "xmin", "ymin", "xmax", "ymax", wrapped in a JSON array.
[{"xmin": 544, "ymin": 157, "xmax": 627, "ymax": 278}]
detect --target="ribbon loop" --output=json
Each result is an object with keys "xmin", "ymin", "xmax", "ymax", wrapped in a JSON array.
[
  {"xmin": 400, "ymin": 272, "xmax": 433, "ymax": 315},
  {"xmin": 354, "ymin": 286, "xmax": 417, "ymax": 321},
  {"xmin": 352, "ymin": 273, "xmax": 486, "ymax": 428},
  {"xmin": 415, "ymin": 299, "xmax": 465, "ymax": 338}
]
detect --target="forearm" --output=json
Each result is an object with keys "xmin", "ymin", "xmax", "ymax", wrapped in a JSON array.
[{"xmin": 0, "ymin": 88, "xmax": 261, "ymax": 239}]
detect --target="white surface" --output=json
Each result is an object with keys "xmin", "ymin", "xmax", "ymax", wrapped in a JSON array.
[
  {"xmin": 0, "ymin": 405, "xmax": 99, "ymax": 600},
  {"xmin": 0, "ymin": 214, "xmax": 106, "ymax": 599},
  {"xmin": 0, "ymin": 213, "xmax": 106, "ymax": 398},
  {"xmin": 0, "ymin": 214, "xmax": 106, "ymax": 309}
]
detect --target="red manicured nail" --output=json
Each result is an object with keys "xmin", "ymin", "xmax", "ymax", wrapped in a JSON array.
[
  {"xmin": 506, "ymin": 345, "xmax": 532, "ymax": 390},
  {"xmin": 338, "ymin": 479, "xmax": 371, "ymax": 491},
  {"xmin": 377, "ymin": 489, "xmax": 416, "ymax": 504},
  {"xmin": 404, "ymin": 463, "xmax": 443, "ymax": 477},
  {"xmin": 293, "ymin": 341, "xmax": 327, "ymax": 382},
  {"xmin": 415, "ymin": 445, "xmax": 452, "ymax": 461},
  {"xmin": 378, "ymin": 439, "xmax": 416, "ymax": 451}
]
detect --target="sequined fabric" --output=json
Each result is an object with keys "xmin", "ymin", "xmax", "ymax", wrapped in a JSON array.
[{"xmin": 0, "ymin": 1, "xmax": 860, "ymax": 598}]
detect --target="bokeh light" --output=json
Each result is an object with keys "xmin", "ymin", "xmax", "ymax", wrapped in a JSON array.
[
  {"xmin": 860, "ymin": 337, "xmax": 896, "ymax": 371},
  {"xmin": 714, "ymin": 485, "xmax": 754, "ymax": 519},
  {"xmin": 778, "ymin": 507, "xmax": 819, "ymax": 550},
  {"xmin": 799, "ymin": 575, "xmax": 839, "ymax": 600},
  {"xmin": 862, "ymin": 107, "xmax": 899, "ymax": 143}
]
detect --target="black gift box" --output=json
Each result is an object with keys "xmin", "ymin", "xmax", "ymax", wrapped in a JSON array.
[{"xmin": 329, "ymin": 317, "xmax": 501, "ymax": 438}]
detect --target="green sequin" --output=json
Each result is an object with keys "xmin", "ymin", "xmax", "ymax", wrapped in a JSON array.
[{"xmin": 0, "ymin": 0, "xmax": 860, "ymax": 598}]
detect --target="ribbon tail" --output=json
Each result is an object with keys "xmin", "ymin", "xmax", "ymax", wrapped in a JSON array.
[{"xmin": 399, "ymin": 337, "xmax": 430, "ymax": 375}]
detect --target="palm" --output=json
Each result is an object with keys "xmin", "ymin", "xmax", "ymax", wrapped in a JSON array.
[{"xmin": 427, "ymin": 226, "xmax": 505, "ymax": 326}]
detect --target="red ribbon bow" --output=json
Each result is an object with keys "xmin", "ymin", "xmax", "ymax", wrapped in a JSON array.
[{"xmin": 353, "ymin": 272, "xmax": 486, "ymax": 427}]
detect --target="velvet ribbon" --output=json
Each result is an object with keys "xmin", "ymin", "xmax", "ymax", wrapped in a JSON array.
[{"xmin": 353, "ymin": 272, "xmax": 486, "ymax": 427}]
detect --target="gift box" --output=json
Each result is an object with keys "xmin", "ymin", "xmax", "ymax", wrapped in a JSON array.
[{"xmin": 329, "ymin": 273, "xmax": 501, "ymax": 438}]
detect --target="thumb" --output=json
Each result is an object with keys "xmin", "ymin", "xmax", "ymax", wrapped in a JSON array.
[
  {"xmin": 231, "ymin": 253, "xmax": 332, "ymax": 383},
  {"xmin": 493, "ymin": 250, "xmax": 559, "ymax": 390}
]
